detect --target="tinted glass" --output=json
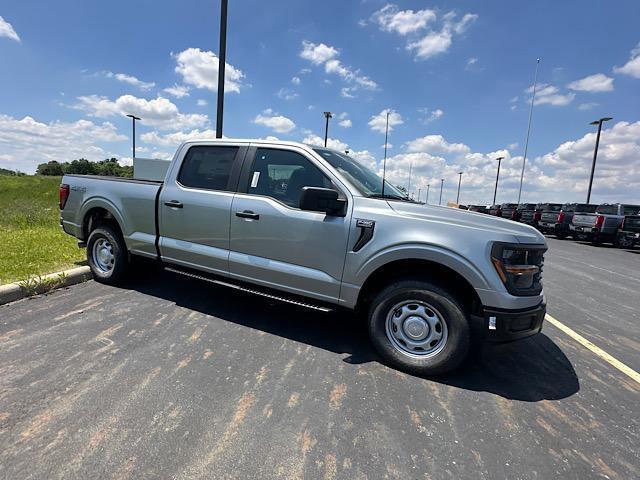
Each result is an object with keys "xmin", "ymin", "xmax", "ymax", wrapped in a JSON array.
[
  {"xmin": 542, "ymin": 204, "xmax": 562, "ymax": 212},
  {"xmin": 575, "ymin": 204, "xmax": 597, "ymax": 213},
  {"xmin": 623, "ymin": 205, "xmax": 640, "ymax": 215},
  {"xmin": 596, "ymin": 204, "xmax": 618, "ymax": 215},
  {"xmin": 519, "ymin": 204, "xmax": 536, "ymax": 209},
  {"xmin": 178, "ymin": 146, "xmax": 238, "ymax": 190},
  {"xmin": 249, "ymin": 148, "xmax": 333, "ymax": 208},
  {"xmin": 312, "ymin": 148, "xmax": 406, "ymax": 199}
]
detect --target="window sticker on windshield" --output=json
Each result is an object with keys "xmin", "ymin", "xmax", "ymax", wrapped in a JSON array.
[{"xmin": 251, "ymin": 171, "xmax": 260, "ymax": 188}]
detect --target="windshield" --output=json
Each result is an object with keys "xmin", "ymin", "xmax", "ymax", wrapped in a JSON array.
[{"xmin": 313, "ymin": 148, "xmax": 408, "ymax": 199}]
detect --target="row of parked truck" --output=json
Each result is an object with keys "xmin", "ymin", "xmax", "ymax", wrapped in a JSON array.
[{"xmin": 465, "ymin": 202, "xmax": 640, "ymax": 248}]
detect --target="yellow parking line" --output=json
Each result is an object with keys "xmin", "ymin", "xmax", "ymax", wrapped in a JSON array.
[{"xmin": 545, "ymin": 314, "xmax": 640, "ymax": 386}]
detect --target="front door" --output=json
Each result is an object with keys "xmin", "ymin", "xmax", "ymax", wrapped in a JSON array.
[
  {"xmin": 229, "ymin": 145, "xmax": 351, "ymax": 302},
  {"xmin": 159, "ymin": 144, "xmax": 245, "ymax": 276}
]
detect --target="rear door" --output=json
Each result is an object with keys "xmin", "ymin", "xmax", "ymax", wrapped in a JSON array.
[
  {"xmin": 228, "ymin": 144, "xmax": 351, "ymax": 302},
  {"xmin": 159, "ymin": 143, "xmax": 246, "ymax": 276}
]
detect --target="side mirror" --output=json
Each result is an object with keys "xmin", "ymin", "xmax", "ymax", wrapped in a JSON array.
[{"xmin": 299, "ymin": 187, "xmax": 347, "ymax": 216}]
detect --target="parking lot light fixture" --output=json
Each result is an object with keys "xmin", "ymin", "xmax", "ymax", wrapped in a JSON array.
[
  {"xmin": 439, "ymin": 178, "xmax": 444, "ymax": 205},
  {"xmin": 323, "ymin": 112, "xmax": 333, "ymax": 147},
  {"xmin": 456, "ymin": 172, "xmax": 463, "ymax": 204},
  {"xmin": 494, "ymin": 156, "xmax": 504, "ymax": 205},
  {"xmin": 126, "ymin": 114, "xmax": 141, "ymax": 159},
  {"xmin": 216, "ymin": 0, "xmax": 228, "ymax": 138},
  {"xmin": 586, "ymin": 117, "xmax": 613, "ymax": 204}
]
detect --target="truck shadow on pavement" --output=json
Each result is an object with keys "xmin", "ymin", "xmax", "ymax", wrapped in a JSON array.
[{"xmin": 127, "ymin": 270, "xmax": 579, "ymax": 403}]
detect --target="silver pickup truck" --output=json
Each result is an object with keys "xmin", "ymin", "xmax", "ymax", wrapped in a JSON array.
[
  {"xmin": 571, "ymin": 203, "xmax": 640, "ymax": 244},
  {"xmin": 60, "ymin": 139, "xmax": 547, "ymax": 375}
]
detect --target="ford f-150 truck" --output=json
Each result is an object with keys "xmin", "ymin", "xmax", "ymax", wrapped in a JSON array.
[
  {"xmin": 60, "ymin": 139, "xmax": 547, "ymax": 375},
  {"xmin": 570, "ymin": 203, "xmax": 640, "ymax": 244}
]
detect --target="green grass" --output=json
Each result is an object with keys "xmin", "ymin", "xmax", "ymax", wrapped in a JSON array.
[{"xmin": 0, "ymin": 176, "xmax": 85, "ymax": 285}]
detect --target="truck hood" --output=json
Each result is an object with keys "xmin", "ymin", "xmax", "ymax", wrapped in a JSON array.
[{"xmin": 387, "ymin": 201, "xmax": 545, "ymax": 244}]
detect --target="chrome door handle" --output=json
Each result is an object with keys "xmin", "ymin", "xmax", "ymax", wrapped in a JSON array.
[
  {"xmin": 235, "ymin": 210, "xmax": 259, "ymax": 220},
  {"xmin": 164, "ymin": 200, "xmax": 183, "ymax": 208}
]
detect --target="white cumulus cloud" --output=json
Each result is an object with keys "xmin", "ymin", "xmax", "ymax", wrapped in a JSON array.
[
  {"xmin": 253, "ymin": 109, "xmax": 296, "ymax": 134},
  {"xmin": 526, "ymin": 84, "xmax": 575, "ymax": 106},
  {"xmin": 368, "ymin": 109, "xmax": 403, "ymax": 133},
  {"xmin": 163, "ymin": 84, "xmax": 190, "ymax": 98},
  {"xmin": 613, "ymin": 42, "xmax": 640, "ymax": 79},
  {"xmin": 174, "ymin": 47, "xmax": 245, "ymax": 93},
  {"xmin": 567, "ymin": 73, "xmax": 614, "ymax": 92},
  {"xmin": 105, "ymin": 72, "xmax": 155, "ymax": 91},
  {"xmin": 141, "ymin": 129, "xmax": 217, "ymax": 147},
  {"xmin": 73, "ymin": 94, "xmax": 209, "ymax": 130},
  {"xmin": 302, "ymin": 134, "xmax": 348, "ymax": 152},
  {"xmin": 0, "ymin": 16, "xmax": 20, "ymax": 42},
  {"xmin": 0, "ymin": 114, "xmax": 126, "ymax": 173},
  {"xmin": 372, "ymin": 4, "xmax": 436, "ymax": 35}
]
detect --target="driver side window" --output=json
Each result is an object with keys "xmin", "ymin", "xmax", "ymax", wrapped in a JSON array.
[{"xmin": 248, "ymin": 148, "xmax": 333, "ymax": 208}]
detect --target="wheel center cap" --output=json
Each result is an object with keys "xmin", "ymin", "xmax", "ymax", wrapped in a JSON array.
[{"xmin": 404, "ymin": 316, "xmax": 429, "ymax": 340}]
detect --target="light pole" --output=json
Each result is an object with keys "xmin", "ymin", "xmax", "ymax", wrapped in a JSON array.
[
  {"xmin": 439, "ymin": 178, "xmax": 444, "ymax": 205},
  {"xmin": 518, "ymin": 58, "xmax": 541, "ymax": 204},
  {"xmin": 456, "ymin": 171, "xmax": 463, "ymax": 204},
  {"xmin": 493, "ymin": 156, "xmax": 504, "ymax": 205},
  {"xmin": 426, "ymin": 184, "xmax": 430, "ymax": 204},
  {"xmin": 417, "ymin": 187, "xmax": 421, "ymax": 203},
  {"xmin": 126, "ymin": 114, "xmax": 141, "ymax": 159},
  {"xmin": 215, "ymin": 0, "xmax": 228, "ymax": 138},
  {"xmin": 407, "ymin": 161, "xmax": 413, "ymax": 196},
  {"xmin": 586, "ymin": 117, "xmax": 613, "ymax": 203},
  {"xmin": 381, "ymin": 110, "xmax": 390, "ymax": 197},
  {"xmin": 323, "ymin": 111, "xmax": 333, "ymax": 147}
]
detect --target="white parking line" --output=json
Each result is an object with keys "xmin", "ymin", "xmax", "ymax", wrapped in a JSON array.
[{"xmin": 545, "ymin": 314, "xmax": 640, "ymax": 386}]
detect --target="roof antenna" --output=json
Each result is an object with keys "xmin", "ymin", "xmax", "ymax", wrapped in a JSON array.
[{"xmin": 381, "ymin": 110, "xmax": 390, "ymax": 197}]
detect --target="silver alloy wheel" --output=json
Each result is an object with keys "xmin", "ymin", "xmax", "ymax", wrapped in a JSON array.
[
  {"xmin": 385, "ymin": 300, "xmax": 448, "ymax": 358},
  {"xmin": 92, "ymin": 237, "xmax": 115, "ymax": 273}
]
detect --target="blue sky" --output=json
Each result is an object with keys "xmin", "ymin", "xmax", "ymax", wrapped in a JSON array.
[{"xmin": 1, "ymin": 0, "xmax": 639, "ymax": 203}]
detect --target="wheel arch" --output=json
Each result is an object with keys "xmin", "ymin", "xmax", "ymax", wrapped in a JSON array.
[
  {"xmin": 81, "ymin": 200, "xmax": 126, "ymax": 241},
  {"xmin": 355, "ymin": 257, "xmax": 484, "ymax": 316}
]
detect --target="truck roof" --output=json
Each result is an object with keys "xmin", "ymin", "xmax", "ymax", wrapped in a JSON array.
[{"xmin": 180, "ymin": 138, "xmax": 327, "ymax": 151}]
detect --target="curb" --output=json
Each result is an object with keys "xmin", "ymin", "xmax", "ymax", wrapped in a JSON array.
[{"xmin": 0, "ymin": 266, "xmax": 93, "ymax": 306}]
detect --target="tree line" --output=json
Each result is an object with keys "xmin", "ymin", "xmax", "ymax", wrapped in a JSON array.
[{"xmin": 36, "ymin": 158, "xmax": 133, "ymax": 177}]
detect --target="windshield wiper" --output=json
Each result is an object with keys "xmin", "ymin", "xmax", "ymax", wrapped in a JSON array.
[{"xmin": 369, "ymin": 193, "xmax": 414, "ymax": 202}]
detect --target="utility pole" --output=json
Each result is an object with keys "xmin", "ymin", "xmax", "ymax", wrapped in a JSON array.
[
  {"xmin": 439, "ymin": 178, "xmax": 444, "ymax": 205},
  {"xmin": 586, "ymin": 117, "xmax": 613, "ymax": 203},
  {"xmin": 456, "ymin": 171, "xmax": 463, "ymax": 204},
  {"xmin": 518, "ymin": 58, "xmax": 541, "ymax": 204},
  {"xmin": 126, "ymin": 114, "xmax": 141, "ymax": 159},
  {"xmin": 381, "ymin": 110, "xmax": 390, "ymax": 197},
  {"xmin": 323, "ymin": 112, "xmax": 333, "ymax": 147},
  {"xmin": 215, "ymin": 0, "xmax": 228, "ymax": 138},
  {"xmin": 426, "ymin": 184, "xmax": 430, "ymax": 204},
  {"xmin": 493, "ymin": 156, "xmax": 504, "ymax": 205}
]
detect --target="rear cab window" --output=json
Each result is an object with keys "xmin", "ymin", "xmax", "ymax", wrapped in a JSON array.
[
  {"xmin": 596, "ymin": 204, "xmax": 618, "ymax": 215},
  {"xmin": 177, "ymin": 145, "xmax": 240, "ymax": 191},
  {"xmin": 622, "ymin": 205, "xmax": 640, "ymax": 216}
]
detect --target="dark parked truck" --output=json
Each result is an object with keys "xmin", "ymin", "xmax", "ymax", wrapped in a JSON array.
[
  {"xmin": 571, "ymin": 203, "xmax": 640, "ymax": 244},
  {"xmin": 60, "ymin": 139, "xmax": 547, "ymax": 375},
  {"xmin": 614, "ymin": 214, "xmax": 640, "ymax": 248},
  {"xmin": 537, "ymin": 203, "xmax": 563, "ymax": 234},
  {"xmin": 516, "ymin": 203, "xmax": 539, "ymax": 225},
  {"xmin": 500, "ymin": 203, "xmax": 519, "ymax": 221},
  {"xmin": 555, "ymin": 203, "xmax": 597, "ymax": 239}
]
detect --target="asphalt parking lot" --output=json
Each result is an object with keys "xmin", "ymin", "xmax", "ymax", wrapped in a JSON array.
[{"xmin": 1, "ymin": 237, "xmax": 638, "ymax": 479}]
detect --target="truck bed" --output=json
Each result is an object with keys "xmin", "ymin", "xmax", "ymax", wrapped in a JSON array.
[{"xmin": 60, "ymin": 174, "xmax": 163, "ymax": 259}]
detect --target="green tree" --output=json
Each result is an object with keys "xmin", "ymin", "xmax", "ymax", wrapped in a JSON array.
[
  {"xmin": 36, "ymin": 161, "xmax": 65, "ymax": 176},
  {"xmin": 65, "ymin": 158, "xmax": 97, "ymax": 175}
]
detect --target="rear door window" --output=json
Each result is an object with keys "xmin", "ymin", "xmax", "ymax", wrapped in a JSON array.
[
  {"xmin": 623, "ymin": 205, "xmax": 640, "ymax": 215},
  {"xmin": 178, "ymin": 146, "xmax": 239, "ymax": 191}
]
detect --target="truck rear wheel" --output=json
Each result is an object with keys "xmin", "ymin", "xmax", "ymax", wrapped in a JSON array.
[
  {"xmin": 368, "ymin": 280, "xmax": 470, "ymax": 376},
  {"xmin": 87, "ymin": 226, "xmax": 128, "ymax": 285}
]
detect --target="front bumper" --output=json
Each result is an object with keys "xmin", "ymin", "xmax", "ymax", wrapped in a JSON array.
[{"xmin": 471, "ymin": 302, "xmax": 545, "ymax": 343}]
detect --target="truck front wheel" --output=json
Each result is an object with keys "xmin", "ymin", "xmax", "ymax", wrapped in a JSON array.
[
  {"xmin": 87, "ymin": 226, "xmax": 129, "ymax": 285},
  {"xmin": 368, "ymin": 280, "xmax": 470, "ymax": 376}
]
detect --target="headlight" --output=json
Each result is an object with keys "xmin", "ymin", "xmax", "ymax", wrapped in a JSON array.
[{"xmin": 491, "ymin": 243, "xmax": 546, "ymax": 296}]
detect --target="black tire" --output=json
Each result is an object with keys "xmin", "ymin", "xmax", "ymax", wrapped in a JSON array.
[
  {"xmin": 86, "ymin": 225, "xmax": 128, "ymax": 285},
  {"xmin": 367, "ymin": 280, "xmax": 470, "ymax": 376}
]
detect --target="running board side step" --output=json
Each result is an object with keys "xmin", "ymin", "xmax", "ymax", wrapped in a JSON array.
[{"xmin": 164, "ymin": 267, "xmax": 333, "ymax": 313}]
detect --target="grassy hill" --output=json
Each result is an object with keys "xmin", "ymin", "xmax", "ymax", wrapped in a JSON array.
[{"xmin": 0, "ymin": 175, "xmax": 85, "ymax": 284}]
